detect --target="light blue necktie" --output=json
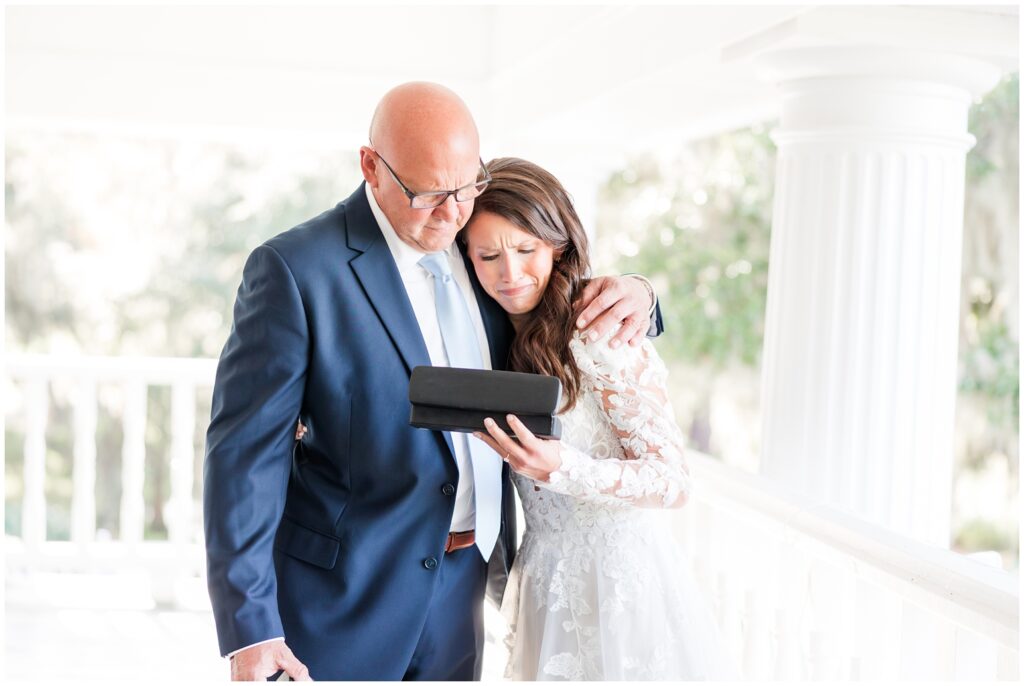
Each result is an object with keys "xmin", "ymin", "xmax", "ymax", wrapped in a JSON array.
[{"xmin": 418, "ymin": 252, "xmax": 502, "ymax": 561}]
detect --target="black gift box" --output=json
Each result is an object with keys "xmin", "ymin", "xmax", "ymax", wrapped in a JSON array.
[{"xmin": 408, "ymin": 366, "xmax": 562, "ymax": 439}]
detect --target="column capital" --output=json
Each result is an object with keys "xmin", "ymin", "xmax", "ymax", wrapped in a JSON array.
[
  {"xmin": 754, "ymin": 45, "xmax": 1002, "ymax": 101},
  {"xmin": 750, "ymin": 45, "xmax": 1001, "ymax": 149},
  {"xmin": 724, "ymin": 5, "xmax": 1017, "ymax": 89}
]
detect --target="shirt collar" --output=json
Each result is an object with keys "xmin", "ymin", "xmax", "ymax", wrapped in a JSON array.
[{"xmin": 364, "ymin": 183, "xmax": 460, "ymax": 273}]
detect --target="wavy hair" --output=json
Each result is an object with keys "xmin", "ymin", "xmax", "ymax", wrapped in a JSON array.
[{"xmin": 465, "ymin": 157, "xmax": 591, "ymax": 412}]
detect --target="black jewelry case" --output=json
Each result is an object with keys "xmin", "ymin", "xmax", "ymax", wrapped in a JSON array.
[{"xmin": 408, "ymin": 365, "xmax": 562, "ymax": 439}]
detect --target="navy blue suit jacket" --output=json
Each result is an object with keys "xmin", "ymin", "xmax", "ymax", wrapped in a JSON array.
[{"xmin": 203, "ymin": 184, "xmax": 518, "ymax": 678}]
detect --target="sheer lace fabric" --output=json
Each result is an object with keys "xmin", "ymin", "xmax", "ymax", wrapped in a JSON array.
[{"xmin": 501, "ymin": 332, "xmax": 737, "ymax": 680}]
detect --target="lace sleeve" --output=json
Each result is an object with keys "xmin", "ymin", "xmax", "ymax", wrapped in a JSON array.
[{"xmin": 540, "ymin": 332, "xmax": 692, "ymax": 508}]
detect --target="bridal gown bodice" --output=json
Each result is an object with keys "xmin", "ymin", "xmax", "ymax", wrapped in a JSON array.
[{"xmin": 500, "ymin": 331, "xmax": 737, "ymax": 681}]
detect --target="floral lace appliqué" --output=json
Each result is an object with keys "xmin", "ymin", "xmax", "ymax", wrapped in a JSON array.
[{"xmin": 501, "ymin": 330, "xmax": 702, "ymax": 680}]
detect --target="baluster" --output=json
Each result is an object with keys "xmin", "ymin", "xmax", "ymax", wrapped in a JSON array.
[
  {"xmin": 696, "ymin": 500, "xmax": 715, "ymax": 576},
  {"xmin": 885, "ymin": 588, "xmax": 904, "ymax": 679},
  {"xmin": 22, "ymin": 378, "xmax": 48, "ymax": 546},
  {"xmin": 693, "ymin": 555, "xmax": 712, "ymax": 609},
  {"xmin": 996, "ymin": 644, "xmax": 1019, "ymax": 681},
  {"xmin": 690, "ymin": 502, "xmax": 713, "ymax": 601},
  {"xmin": 717, "ymin": 571, "xmax": 743, "ymax": 676},
  {"xmin": 167, "ymin": 382, "xmax": 196, "ymax": 545},
  {"xmin": 837, "ymin": 566, "xmax": 860, "ymax": 679},
  {"xmin": 952, "ymin": 625, "xmax": 997, "ymax": 680},
  {"xmin": 743, "ymin": 588, "xmax": 771, "ymax": 679},
  {"xmin": 848, "ymin": 655, "xmax": 861, "ymax": 680},
  {"xmin": 774, "ymin": 606, "xmax": 801, "ymax": 680},
  {"xmin": 808, "ymin": 629, "xmax": 827, "ymax": 680},
  {"xmin": 900, "ymin": 600, "xmax": 951, "ymax": 679},
  {"xmin": 71, "ymin": 377, "xmax": 97, "ymax": 545},
  {"xmin": 120, "ymin": 381, "xmax": 148, "ymax": 544},
  {"xmin": 679, "ymin": 494, "xmax": 697, "ymax": 565}
]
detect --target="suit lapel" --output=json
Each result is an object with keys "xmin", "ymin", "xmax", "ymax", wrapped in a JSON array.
[
  {"xmin": 346, "ymin": 186, "xmax": 432, "ymax": 376},
  {"xmin": 345, "ymin": 184, "xmax": 455, "ymax": 459}
]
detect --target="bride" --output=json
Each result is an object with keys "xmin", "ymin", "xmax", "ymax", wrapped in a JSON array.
[{"xmin": 465, "ymin": 157, "xmax": 738, "ymax": 680}]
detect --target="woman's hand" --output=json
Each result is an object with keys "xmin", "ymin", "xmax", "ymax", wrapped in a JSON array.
[{"xmin": 474, "ymin": 414, "xmax": 562, "ymax": 483}]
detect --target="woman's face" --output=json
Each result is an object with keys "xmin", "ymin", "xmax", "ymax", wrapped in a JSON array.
[{"xmin": 465, "ymin": 211, "xmax": 557, "ymax": 316}]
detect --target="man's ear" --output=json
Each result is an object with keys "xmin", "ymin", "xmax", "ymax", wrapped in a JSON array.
[{"xmin": 359, "ymin": 147, "xmax": 379, "ymax": 188}]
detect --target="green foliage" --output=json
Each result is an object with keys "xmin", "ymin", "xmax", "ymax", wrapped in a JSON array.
[
  {"xmin": 597, "ymin": 126, "xmax": 776, "ymax": 369},
  {"xmin": 961, "ymin": 73, "xmax": 1020, "ymax": 427},
  {"xmin": 954, "ymin": 517, "xmax": 1014, "ymax": 553},
  {"xmin": 5, "ymin": 427, "xmax": 25, "ymax": 536},
  {"xmin": 5, "ymin": 136, "xmax": 360, "ymax": 358},
  {"xmin": 960, "ymin": 320, "xmax": 1020, "ymax": 427},
  {"xmin": 967, "ymin": 73, "xmax": 1018, "ymax": 182}
]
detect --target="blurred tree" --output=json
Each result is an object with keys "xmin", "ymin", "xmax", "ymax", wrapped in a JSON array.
[
  {"xmin": 596, "ymin": 126, "xmax": 775, "ymax": 369},
  {"xmin": 961, "ymin": 73, "xmax": 1020, "ymax": 437},
  {"xmin": 5, "ymin": 134, "xmax": 361, "ymax": 538}
]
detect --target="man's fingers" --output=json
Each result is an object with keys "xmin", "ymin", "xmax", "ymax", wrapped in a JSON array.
[
  {"xmin": 627, "ymin": 323, "xmax": 647, "ymax": 347},
  {"xmin": 583, "ymin": 297, "xmax": 635, "ymax": 345},
  {"xmin": 577, "ymin": 287, "xmax": 618, "ymax": 331},
  {"xmin": 608, "ymin": 314, "xmax": 646, "ymax": 349},
  {"xmin": 575, "ymin": 277, "xmax": 618, "ymax": 328},
  {"xmin": 574, "ymin": 279, "xmax": 604, "ymax": 326},
  {"xmin": 279, "ymin": 646, "xmax": 313, "ymax": 681},
  {"xmin": 230, "ymin": 640, "xmax": 289, "ymax": 681},
  {"xmin": 283, "ymin": 661, "xmax": 312, "ymax": 681}
]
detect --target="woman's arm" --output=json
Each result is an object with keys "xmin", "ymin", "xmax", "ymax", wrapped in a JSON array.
[
  {"xmin": 541, "ymin": 336, "xmax": 690, "ymax": 508},
  {"xmin": 475, "ymin": 333, "xmax": 690, "ymax": 509}
]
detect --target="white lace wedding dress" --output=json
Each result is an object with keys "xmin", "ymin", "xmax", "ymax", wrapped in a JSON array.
[{"xmin": 500, "ymin": 331, "xmax": 738, "ymax": 680}]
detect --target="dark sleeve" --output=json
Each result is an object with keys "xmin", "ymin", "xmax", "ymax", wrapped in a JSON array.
[
  {"xmin": 646, "ymin": 299, "xmax": 664, "ymax": 339},
  {"xmin": 203, "ymin": 244, "xmax": 309, "ymax": 656}
]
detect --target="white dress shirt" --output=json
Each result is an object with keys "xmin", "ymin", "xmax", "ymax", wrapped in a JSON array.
[{"xmin": 365, "ymin": 184, "xmax": 492, "ymax": 533}]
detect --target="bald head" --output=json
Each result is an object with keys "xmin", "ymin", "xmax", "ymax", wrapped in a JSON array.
[
  {"xmin": 369, "ymin": 82, "xmax": 479, "ymax": 168},
  {"xmin": 360, "ymin": 82, "xmax": 484, "ymax": 253}
]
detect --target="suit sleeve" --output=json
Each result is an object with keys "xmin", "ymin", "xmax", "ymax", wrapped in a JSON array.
[
  {"xmin": 647, "ymin": 299, "xmax": 664, "ymax": 338},
  {"xmin": 203, "ymin": 244, "xmax": 309, "ymax": 657}
]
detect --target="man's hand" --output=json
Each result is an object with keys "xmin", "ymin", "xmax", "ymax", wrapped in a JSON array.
[
  {"xmin": 230, "ymin": 640, "xmax": 312, "ymax": 681},
  {"xmin": 574, "ymin": 275, "xmax": 654, "ymax": 349}
]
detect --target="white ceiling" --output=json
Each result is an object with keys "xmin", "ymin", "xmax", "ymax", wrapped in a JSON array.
[{"xmin": 5, "ymin": 4, "xmax": 1019, "ymax": 162}]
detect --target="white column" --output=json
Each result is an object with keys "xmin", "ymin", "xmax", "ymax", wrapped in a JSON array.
[{"xmin": 757, "ymin": 46, "xmax": 1001, "ymax": 546}]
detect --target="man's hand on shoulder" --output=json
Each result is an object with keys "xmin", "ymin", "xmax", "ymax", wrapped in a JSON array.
[
  {"xmin": 230, "ymin": 639, "xmax": 312, "ymax": 681},
  {"xmin": 574, "ymin": 275, "xmax": 656, "ymax": 349}
]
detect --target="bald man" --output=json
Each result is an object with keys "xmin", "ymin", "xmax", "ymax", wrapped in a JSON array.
[{"xmin": 203, "ymin": 82, "xmax": 661, "ymax": 681}]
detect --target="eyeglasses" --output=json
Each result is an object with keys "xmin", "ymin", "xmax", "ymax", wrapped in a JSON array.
[{"xmin": 372, "ymin": 149, "xmax": 491, "ymax": 209}]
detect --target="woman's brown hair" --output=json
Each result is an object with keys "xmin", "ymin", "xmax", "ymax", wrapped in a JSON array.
[{"xmin": 465, "ymin": 157, "xmax": 591, "ymax": 412}]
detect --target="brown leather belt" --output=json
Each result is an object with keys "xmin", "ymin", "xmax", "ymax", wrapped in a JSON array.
[{"xmin": 445, "ymin": 530, "xmax": 475, "ymax": 554}]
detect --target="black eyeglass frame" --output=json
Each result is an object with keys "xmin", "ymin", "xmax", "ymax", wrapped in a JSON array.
[{"xmin": 371, "ymin": 148, "xmax": 491, "ymax": 209}]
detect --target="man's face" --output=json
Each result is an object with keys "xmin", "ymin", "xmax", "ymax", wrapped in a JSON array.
[{"xmin": 365, "ymin": 148, "xmax": 480, "ymax": 254}]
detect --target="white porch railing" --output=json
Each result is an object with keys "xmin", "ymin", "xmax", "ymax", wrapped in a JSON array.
[
  {"xmin": 5, "ymin": 354, "xmax": 216, "ymax": 606},
  {"xmin": 4, "ymin": 355, "xmax": 1019, "ymax": 680},
  {"xmin": 680, "ymin": 452, "xmax": 1019, "ymax": 681}
]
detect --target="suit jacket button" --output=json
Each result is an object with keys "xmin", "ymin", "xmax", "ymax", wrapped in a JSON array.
[
  {"xmin": 441, "ymin": 483, "xmax": 455, "ymax": 496},
  {"xmin": 423, "ymin": 557, "xmax": 438, "ymax": 570}
]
